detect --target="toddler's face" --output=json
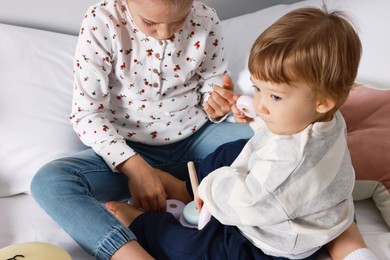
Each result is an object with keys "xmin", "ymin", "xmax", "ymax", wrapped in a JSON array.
[
  {"xmin": 127, "ymin": 0, "xmax": 192, "ymax": 40},
  {"xmin": 251, "ymin": 77, "xmax": 323, "ymax": 135}
]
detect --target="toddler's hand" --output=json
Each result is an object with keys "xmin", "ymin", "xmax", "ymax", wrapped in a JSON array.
[
  {"xmin": 231, "ymin": 95, "xmax": 253, "ymax": 123},
  {"xmin": 194, "ymin": 189, "xmax": 211, "ymax": 230},
  {"xmin": 194, "ymin": 190, "xmax": 203, "ymax": 213}
]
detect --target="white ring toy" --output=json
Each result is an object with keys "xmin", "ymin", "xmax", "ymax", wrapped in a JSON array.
[
  {"xmin": 166, "ymin": 199, "xmax": 186, "ymax": 220},
  {"xmin": 236, "ymin": 95, "xmax": 256, "ymax": 118}
]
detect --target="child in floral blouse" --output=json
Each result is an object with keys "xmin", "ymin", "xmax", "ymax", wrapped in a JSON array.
[
  {"xmin": 106, "ymin": 6, "xmax": 378, "ymax": 260},
  {"xmin": 31, "ymin": 0, "xmax": 252, "ymax": 259}
]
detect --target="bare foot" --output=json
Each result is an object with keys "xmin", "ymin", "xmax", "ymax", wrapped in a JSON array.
[
  {"xmin": 106, "ymin": 201, "xmax": 143, "ymax": 227},
  {"xmin": 155, "ymin": 169, "xmax": 192, "ymax": 204}
]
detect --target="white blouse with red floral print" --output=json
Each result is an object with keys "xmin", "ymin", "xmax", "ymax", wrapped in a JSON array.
[{"xmin": 70, "ymin": 0, "xmax": 228, "ymax": 169}]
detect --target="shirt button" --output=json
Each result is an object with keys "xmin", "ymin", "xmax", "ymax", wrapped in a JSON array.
[
  {"xmin": 153, "ymin": 82, "xmax": 159, "ymax": 88},
  {"xmin": 155, "ymin": 53, "xmax": 160, "ymax": 59},
  {"xmin": 153, "ymin": 69, "xmax": 159, "ymax": 74}
]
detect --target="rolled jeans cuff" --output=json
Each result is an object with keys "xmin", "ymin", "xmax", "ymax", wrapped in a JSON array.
[{"xmin": 95, "ymin": 226, "xmax": 137, "ymax": 260}]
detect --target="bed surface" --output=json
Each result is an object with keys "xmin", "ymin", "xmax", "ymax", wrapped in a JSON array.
[
  {"xmin": 1, "ymin": 195, "xmax": 388, "ymax": 260},
  {"xmin": 1, "ymin": 0, "xmax": 389, "ymax": 259}
]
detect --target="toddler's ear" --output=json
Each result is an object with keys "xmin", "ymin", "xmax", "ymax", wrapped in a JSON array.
[{"xmin": 316, "ymin": 97, "xmax": 336, "ymax": 114}]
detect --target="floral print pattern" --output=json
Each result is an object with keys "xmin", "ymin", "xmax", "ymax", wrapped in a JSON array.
[{"xmin": 70, "ymin": 0, "xmax": 227, "ymax": 169}]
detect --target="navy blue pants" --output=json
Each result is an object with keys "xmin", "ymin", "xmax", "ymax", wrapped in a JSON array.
[{"xmin": 130, "ymin": 139, "xmax": 319, "ymax": 260}]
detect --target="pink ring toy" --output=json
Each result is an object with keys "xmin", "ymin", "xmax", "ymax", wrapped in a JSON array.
[{"xmin": 198, "ymin": 206, "xmax": 212, "ymax": 230}]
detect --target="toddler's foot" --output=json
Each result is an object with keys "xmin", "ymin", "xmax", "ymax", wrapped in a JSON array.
[
  {"xmin": 106, "ymin": 201, "xmax": 143, "ymax": 227},
  {"xmin": 155, "ymin": 169, "xmax": 192, "ymax": 204}
]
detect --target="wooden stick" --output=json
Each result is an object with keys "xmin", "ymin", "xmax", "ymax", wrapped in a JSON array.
[{"xmin": 187, "ymin": 161, "xmax": 199, "ymax": 195}]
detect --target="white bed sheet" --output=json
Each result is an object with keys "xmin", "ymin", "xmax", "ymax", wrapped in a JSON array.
[
  {"xmin": 351, "ymin": 200, "xmax": 390, "ymax": 260},
  {"xmin": 0, "ymin": 195, "xmax": 93, "ymax": 260},
  {"xmin": 0, "ymin": 195, "xmax": 388, "ymax": 259}
]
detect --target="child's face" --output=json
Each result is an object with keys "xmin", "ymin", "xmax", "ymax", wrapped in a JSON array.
[
  {"xmin": 251, "ymin": 77, "xmax": 323, "ymax": 135},
  {"xmin": 127, "ymin": 0, "xmax": 192, "ymax": 40}
]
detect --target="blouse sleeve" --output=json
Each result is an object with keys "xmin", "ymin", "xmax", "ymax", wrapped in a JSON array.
[
  {"xmin": 195, "ymin": 7, "xmax": 229, "ymax": 116},
  {"xmin": 198, "ymin": 136, "xmax": 302, "ymax": 226},
  {"xmin": 70, "ymin": 6, "xmax": 135, "ymax": 170}
]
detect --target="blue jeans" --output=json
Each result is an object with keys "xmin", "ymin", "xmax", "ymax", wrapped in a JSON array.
[{"xmin": 30, "ymin": 121, "xmax": 253, "ymax": 260}]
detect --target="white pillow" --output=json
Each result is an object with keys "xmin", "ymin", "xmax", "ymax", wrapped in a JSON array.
[
  {"xmin": 222, "ymin": 0, "xmax": 390, "ymax": 95},
  {"xmin": 0, "ymin": 24, "xmax": 87, "ymax": 197}
]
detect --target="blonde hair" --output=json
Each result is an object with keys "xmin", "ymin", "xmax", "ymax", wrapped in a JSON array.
[
  {"xmin": 248, "ymin": 7, "xmax": 362, "ymax": 109},
  {"xmin": 131, "ymin": 0, "xmax": 194, "ymax": 12}
]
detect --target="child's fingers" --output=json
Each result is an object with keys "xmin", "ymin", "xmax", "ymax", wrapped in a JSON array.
[
  {"xmin": 231, "ymin": 104, "xmax": 252, "ymax": 123},
  {"xmin": 213, "ymin": 85, "xmax": 235, "ymax": 106},
  {"xmin": 231, "ymin": 103, "xmax": 244, "ymax": 116},
  {"xmin": 209, "ymin": 90, "xmax": 231, "ymax": 111},
  {"xmin": 194, "ymin": 193, "xmax": 203, "ymax": 213},
  {"xmin": 221, "ymin": 74, "xmax": 234, "ymax": 92},
  {"xmin": 232, "ymin": 93, "xmax": 240, "ymax": 101},
  {"xmin": 204, "ymin": 103, "xmax": 224, "ymax": 121},
  {"xmin": 157, "ymin": 192, "xmax": 167, "ymax": 212},
  {"xmin": 212, "ymin": 75, "xmax": 235, "ymax": 106}
]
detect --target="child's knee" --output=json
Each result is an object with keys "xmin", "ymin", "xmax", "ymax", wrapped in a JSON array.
[{"xmin": 30, "ymin": 159, "xmax": 72, "ymax": 200}]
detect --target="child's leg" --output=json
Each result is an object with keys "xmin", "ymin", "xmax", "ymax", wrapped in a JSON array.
[
  {"xmin": 107, "ymin": 201, "xmax": 206, "ymax": 259},
  {"xmin": 154, "ymin": 169, "xmax": 192, "ymax": 204},
  {"xmin": 197, "ymin": 138, "xmax": 248, "ymax": 180},
  {"xmin": 31, "ymin": 149, "xmax": 137, "ymax": 259},
  {"xmin": 107, "ymin": 201, "xmax": 274, "ymax": 260},
  {"xmin": 185, "ymin": 138, "xmax": 248, "ymax": 197},
  {"xmin": 155, "ymin": 139, "xmax": 249, "ymax": 201},
  {"xmin": 326, "ymin": 222, "xmax": 378, "ymax": 260}
]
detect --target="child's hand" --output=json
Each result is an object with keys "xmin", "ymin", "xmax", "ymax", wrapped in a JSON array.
[
  {"xmin": 203, "ymin": 75, "xmax": 236, "ymax": 121},
  {"xmin": 231, "ymin": 95, "xmax": 253, "ymax": 124},
  {"xmin": 117, "ymin": 155, "xmax": 167, "ymax": 212}
]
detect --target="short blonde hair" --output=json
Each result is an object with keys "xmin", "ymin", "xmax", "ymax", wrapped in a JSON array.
[{"xmin": 248, "ymin": 7, "xmax": 362, "ymax": 109}]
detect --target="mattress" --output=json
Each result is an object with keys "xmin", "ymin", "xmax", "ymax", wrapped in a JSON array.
[{"xmin": 0, "ymin": 195, "xmax": 389, "ymax": 259}]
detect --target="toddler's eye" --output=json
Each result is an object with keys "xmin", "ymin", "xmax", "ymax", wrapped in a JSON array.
[
  {"xmin": 271, "ymin": 94, "xmax": 282, "ymax": 101},
  {"xmin": 252, "ymin": 85, "xmax": 260, "ymax": 92}
]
